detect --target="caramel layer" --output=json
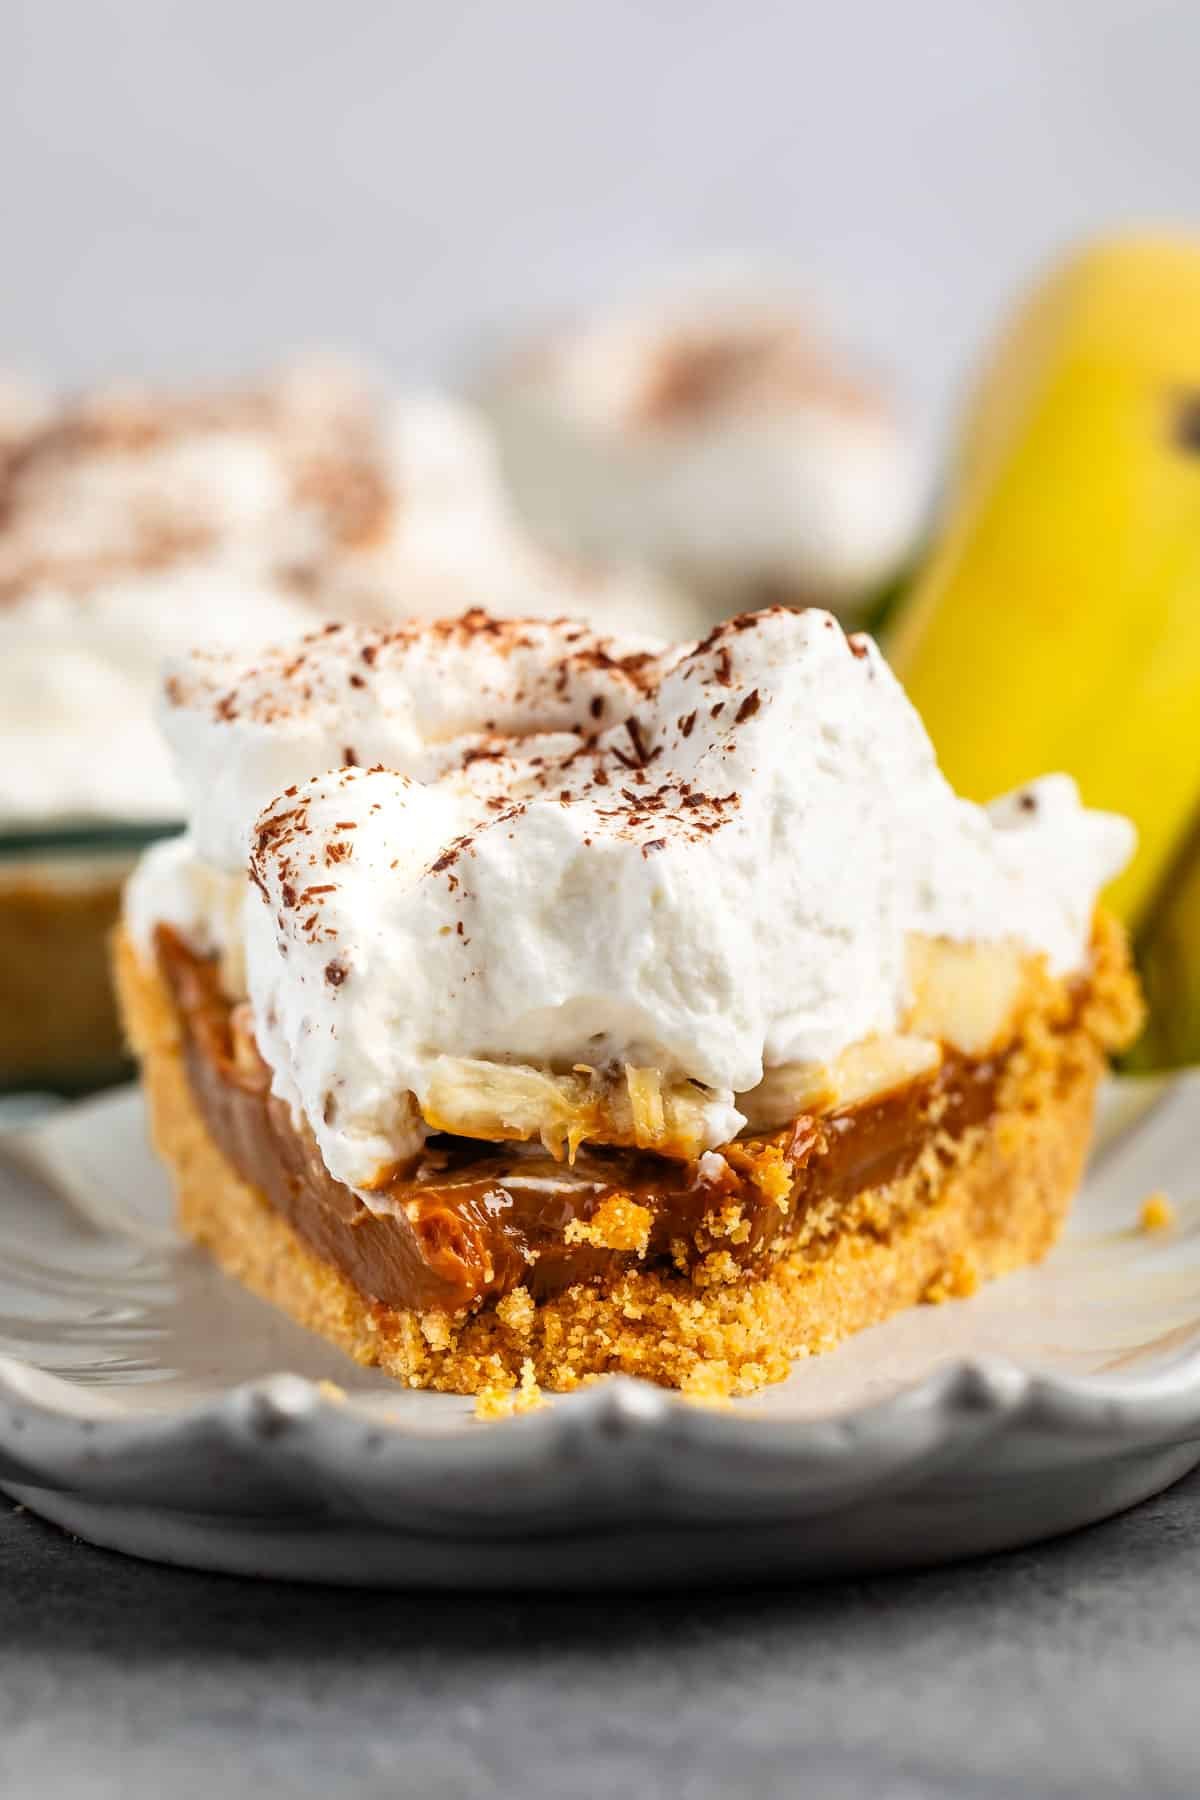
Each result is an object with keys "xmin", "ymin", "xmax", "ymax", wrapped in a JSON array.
[{"xmin": 157, "ymin": 925, "xmax": 1000, "ymax": 1318}]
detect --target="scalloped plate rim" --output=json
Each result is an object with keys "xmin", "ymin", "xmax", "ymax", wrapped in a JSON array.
[{"xmin": 1, "ymin": 1072, "xmax": 1199, "ymax": 1578}]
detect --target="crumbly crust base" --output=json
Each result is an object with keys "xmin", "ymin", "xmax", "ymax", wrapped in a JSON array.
[
  {"xmin": 114, "ymin": 916, "xmax": 1141, "ymax": 1399},
  {"xmin": 0, "ymin": 867, "xmax": 132, "ymax": 1087}
]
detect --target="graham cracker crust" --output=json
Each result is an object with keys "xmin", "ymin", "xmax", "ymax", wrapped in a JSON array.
[
  {"xmin": 1, "ymin": 862, "xmax": 133, "ymax": 1088},
  {"xmin": 114, "ymin": 917, "xmax": 1141, "ymax": 1400}
]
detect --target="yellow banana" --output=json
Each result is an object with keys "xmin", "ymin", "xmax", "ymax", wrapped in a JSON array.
[
  {"xmin": 1128, "ymin": 820, "xmax": 1200, "ymax": 1068},
  {"xmin": 887, "ymin": 233, "xmax": 1200, "ymax": 928}
]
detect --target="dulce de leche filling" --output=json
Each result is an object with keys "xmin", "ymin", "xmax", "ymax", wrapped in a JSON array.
[{"xmin": 157, "ymin": 925, "xmax": 1004, "ymax": 1318}]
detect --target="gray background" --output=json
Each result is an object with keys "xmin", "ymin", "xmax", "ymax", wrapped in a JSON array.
[
  {"xmin": 3, "ymin": 0, "xmax": 1198, "ymax": 465},
  {"xmin": 3, "ymin": 1471, "xmax": 1199, "ymax": 1800}
]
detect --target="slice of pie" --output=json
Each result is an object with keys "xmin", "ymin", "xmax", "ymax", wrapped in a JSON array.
[
  {"xmin": 0, "ymin": 366, "xmax": 696, "ymax": 1089},
  {"xmin": 116, "ymin": 608, "xmax": 1143, "ymax": 1399},
  {"xmin": 479, "ymin": 275, "xmax": 922, "ymax": 619}
]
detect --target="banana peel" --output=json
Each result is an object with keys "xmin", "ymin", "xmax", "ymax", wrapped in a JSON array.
[
  {"xmin": 887, "ymin": 233, "xmax": 1200, "ymax": 931},
  {"xmin": 1128, "ymin": 820, "xmax": 1200, "ymax": 1069}
]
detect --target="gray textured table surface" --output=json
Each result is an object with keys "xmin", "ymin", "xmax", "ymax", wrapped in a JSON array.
[{"xmin": 1, "ymin": 1473, "xmax": 1198, "ymax": 1800}]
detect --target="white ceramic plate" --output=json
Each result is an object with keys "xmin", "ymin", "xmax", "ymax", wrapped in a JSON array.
[{"xmin": 0, "ymin": 1077, "xmax": 1198, "ymax": 1587}]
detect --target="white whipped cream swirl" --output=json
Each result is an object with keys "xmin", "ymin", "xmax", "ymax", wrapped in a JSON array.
[{"xmin": 127, "ymin": 609, "xmax": 1133, "ymax": 1190}]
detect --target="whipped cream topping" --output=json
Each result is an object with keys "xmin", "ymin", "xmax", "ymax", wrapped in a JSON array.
[
  {"xmin": 127, "ymin": 608, "xmax": 1134, "ymax": 1192},
  {"xmin": 0, "ymin": 370, "xmax": 51, "ymax": 447},
  {"xmin": 1, "ymin": 367, "xmax": 695, "ymax": 828},
  {"xmin": 482, "ymin": 282, "xmax": 924, "ymax": 609}
]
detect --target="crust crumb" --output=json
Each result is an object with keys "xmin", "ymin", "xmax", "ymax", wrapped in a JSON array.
[
  {"xmin": 679, "ymin": 1360, "xmax": 735, "ymax": 1405},
  {"xmin": 473, "ymin": 1357, "xmax": 546, "ymax": 1421},
  {"xmin": 922, "ymin": 1252, "xmax": 980, "ymax": 1305},
  {"xmin": 495, "ymin": 1286, "xmax": 536, "ymax": 1334},
  {"xmin": 1139, "ymin": 1190, "xmax": 1176, "ymax": 1234},
  {"xmin": 724, "ymin": 1141, "xmax": 792, "ymax": 1213},
  {"xmin": 564, "ymin": 1194, "xmax": 653, "ymax": 1255},
  {"xmin": 419, "ymin": 1311, "xmax": 454, "ymax": 1351}
]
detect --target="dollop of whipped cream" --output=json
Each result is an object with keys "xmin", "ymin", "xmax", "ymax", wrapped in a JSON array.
[
  {"xmin": 482, "ymin": 278, "xmax": 924, "ymax": 607},
  {"xmin": 1, "ymin": 366, "xmax": 695, "ymax": 827},
  {"xmin": 128, "ymin": 608, "xmax": 1134, "ymax": 1192}
]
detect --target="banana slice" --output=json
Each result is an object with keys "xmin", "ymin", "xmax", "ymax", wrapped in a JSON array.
[
  {"xmin": 420, "ymin": 1056, "xmax": 732, "ymax": 1161},
  {"xmin": 905, "ymin": 934, "xmax": 1028, "ymax": 1058}
]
